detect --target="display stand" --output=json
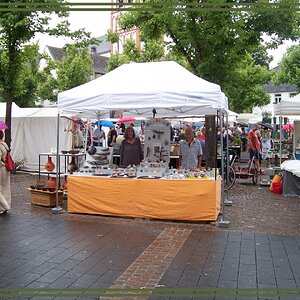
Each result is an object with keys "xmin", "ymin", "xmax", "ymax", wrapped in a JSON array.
[{"xmin": 38, "ymin": 152, "xmax": 85, "ymax": 183}]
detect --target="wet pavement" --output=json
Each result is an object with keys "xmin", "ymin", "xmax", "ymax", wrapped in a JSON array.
[{"xmin": 0, "ymin": 172, "xmax": 299, "ymax": 299}]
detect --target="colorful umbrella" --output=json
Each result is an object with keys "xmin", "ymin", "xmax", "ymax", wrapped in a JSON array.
[
  {"xmin": 93, "ymin": 120, "xmax": 115, "ymax": 128},
  {"xmin": 0, "ymin": 120, "xmax": 9, "ymax": 130},
  {"xmin": 117, "ymin": 117, "xmax": 135, "ymax": 124},
  {"xmin": 282, "ymin": 124, "xmax": 294, "ymax": 131}
]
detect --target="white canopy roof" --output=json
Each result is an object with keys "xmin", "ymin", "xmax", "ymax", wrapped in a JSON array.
[
  {"xmin": 274, "ymin": 93, "xmax": 300, "ymax": 116},
  {"xmin": 236, "ymin": 113, "xmax": 262, "ymax": 124},
  {"xmin": 58, "ymin": 61, "xmax": 228, "ymax": 117}
]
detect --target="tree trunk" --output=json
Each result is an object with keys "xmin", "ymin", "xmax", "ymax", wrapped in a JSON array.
[
  {"xmin": 5, "ymin": 91, "xmax": 13, "ymax": 148},
  {"xmin": 205, "ymin": 115, "xmax": 217, "ymax": 168}
]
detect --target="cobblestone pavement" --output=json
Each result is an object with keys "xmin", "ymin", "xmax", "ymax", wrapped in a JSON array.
[{"xmin": 0, "ymin": 172, "xmax": 299, "ymax": 300}]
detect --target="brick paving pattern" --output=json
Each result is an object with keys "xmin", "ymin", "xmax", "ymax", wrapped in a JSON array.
[{"xmin": 0, "ymin": 172, "xmax": 299, "ymax": 300}]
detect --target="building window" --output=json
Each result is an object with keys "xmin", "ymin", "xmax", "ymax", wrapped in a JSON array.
[
  {"xmin": 274, "ymin": 94, "xmax": 281, "ymax": 104},
  {"xmin": 90, "ymin": 46, "xmax": 97, "ymax": 54}
]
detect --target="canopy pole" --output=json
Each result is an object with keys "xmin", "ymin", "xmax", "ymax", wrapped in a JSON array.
[
  {"xmin": 52, "ymin": 113, "xmax": 63, "ymax": 214},
  {"xmin": 218, "ymin": 110, "xmax": 230, "ymax": 228},
  {"xmin": 224, "ymin": 111, "xmax": 233, "ymax": 206}
]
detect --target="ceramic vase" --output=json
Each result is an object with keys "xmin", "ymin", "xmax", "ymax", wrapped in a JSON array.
[
  {"xmin": 68, "ymin": 156, "xmax": 78, "ymax": 174},
  {"xmin": 47, "ymin": 177, "xmax": 58, "ymax": 188},
  {"xmin": 45, "ymin": 157, "xmax": 55, "ymax": 172}
]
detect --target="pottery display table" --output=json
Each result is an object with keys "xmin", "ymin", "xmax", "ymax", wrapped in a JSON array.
[{"xmin": 68, "ymin": 175, "xmax": 222, "ymax": 222}]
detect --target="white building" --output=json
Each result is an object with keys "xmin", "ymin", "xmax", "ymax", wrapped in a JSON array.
[{"xmin": 253, "ymin": 67, "xmax": 298, "ymax": 123}]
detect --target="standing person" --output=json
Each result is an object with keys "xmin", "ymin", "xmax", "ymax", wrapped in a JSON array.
[
  {"xmin": 195, "ymin": 131, "xmax": 206, "ymax": 166},
  {"xmin": 93, "ymin": 125, "xmax": 105, "ymax": 147},
  {"xmin": 107, "ymin": 126, "xmax": 117, "ymax": 147},
  {"xmin": 0, "ymin": 131, "xmax": 11, "ymax": 215},
  {"xmin": 200, "ymin": 126, "xmax": 206, "ymax": 141},
  {"xmin": 247, "ymin": 124, "xmax": 260, "ymax": 171},
  {"xmin": 120, "ymin": 126, "xmax": 143, "ymax": 167},
  {"xmin": 179, "ymin": 126, "xmax": 202, "ymax": 169}
]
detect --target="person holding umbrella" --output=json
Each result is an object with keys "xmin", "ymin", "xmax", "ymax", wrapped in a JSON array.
[{"xmin": 0, "ymin": 129, "xmax": 11, "ymax": 215}]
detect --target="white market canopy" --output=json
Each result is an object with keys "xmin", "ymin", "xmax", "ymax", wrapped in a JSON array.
[
  {"xmin": 274, "ymin": 93, "xmax": 300, "ymax": 116},
  {"xmin": 236, "ymin": 113, "xmax": 262, "ymax": 124},
  {"xmin": 58, "ymin": 61, "xmax": 228, "ymax": 117},
  {"xmin": 0, "ymin": 103, "xmax": 72, "ymax": 170}
]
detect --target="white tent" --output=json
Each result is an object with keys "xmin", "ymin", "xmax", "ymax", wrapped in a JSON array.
[
  {"xmin": 58, "ymin": 61, "xmax": 228, "ymax": 117},
  {"xmin": 236, "ymin": 113, "xmax": 262, "ymax": 124},
  {"xmin": 0, "ymin": 103, "xmax": 72, "ymax": 170},
  {"xmin": 274, "ymin": 93, "xmax": 300, "ymax": 116}
]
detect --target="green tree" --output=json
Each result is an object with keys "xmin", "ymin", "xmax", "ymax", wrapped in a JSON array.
[
  {"xmin": 0, "ymin": 0, "xmax": 94, "ymax": 147},
  {"xmin": 106, "ymin": 35, "xmax": 165, "ymax": 71},
  {"xmin": 272, "ymin": 45, "xmax": 300, "ymax": 91},
  {"xmin": 38, "ymin": 44, "xmax": 94, "ymax": 101},
  {"xmin": 228, "ymin": 53, "xmax": 271, "ymax": 113},
  {"xmin": 115, "ymin": 0, "xmax": 299, "ymax": 110}
]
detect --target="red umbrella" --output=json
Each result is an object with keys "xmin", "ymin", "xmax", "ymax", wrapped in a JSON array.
[
  {"xmin": 282, "ymin": 124, "xmax": 294, "ymax": 131},
  {"xmin": 0, "ymin": 120, "xmax": 9, "ymax": 130},
  {"xmin": 117, "ymin": 117, "xmax": 135, "ymax": 124}
]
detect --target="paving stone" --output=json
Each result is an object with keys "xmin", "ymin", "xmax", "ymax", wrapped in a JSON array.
[
  {"xmin": 238, "ymin": 263, "xmax": 256, "ymax": 277},
  {"xmin": 37, "ymin": 269, "xmax": 67, "ymax": 284},
  {"xmin": 240, "ymin": 254, "xmax": 256, "ymax": 265}
]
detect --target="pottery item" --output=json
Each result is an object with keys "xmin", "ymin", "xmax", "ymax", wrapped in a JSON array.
[
  {"xmin": 68, "ymin": 156, "xmax": 79, "ymax": 174},
  {"xmin": 47, "ymin": 177, "xmax": 58, "ymax": 188},
  {"xmin": 45, "ymin": 157, "xmax": 55, "ymax": 172},
  {"xmin": 88, "ymin": 145, "xmax": 96, "ymax": 155}
]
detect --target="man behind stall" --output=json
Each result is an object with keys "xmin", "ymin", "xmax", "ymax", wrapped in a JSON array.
[{"xmin": 179, "ymin": 126, "xmax": 202, "ymax": 169}]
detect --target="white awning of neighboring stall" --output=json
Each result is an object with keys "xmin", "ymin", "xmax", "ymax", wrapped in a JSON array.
[{"xmin": 274, "ymin": 93, "xmax": 300, "ymax": 116}]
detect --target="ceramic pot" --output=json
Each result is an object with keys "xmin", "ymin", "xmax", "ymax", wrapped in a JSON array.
[
  {"xmin": 45, "ymin": 157, "xmax": 55, "ymax": 172},
  {"xmin": 68, "ymin": 156, "xmax": 78, "ymax": 174},
  {"xmin": 47, "ymin": 177, "xmax": 58, "ymax": 188}
]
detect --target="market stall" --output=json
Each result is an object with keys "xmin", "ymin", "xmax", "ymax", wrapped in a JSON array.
[
  {"xmin": 57, "ymin": 61, "xmax": 228, "ymax": 221},
  {"xmin": 274, "ymin": 95, "xmax": 300, "ymax": 196},
  {"xmin": 0, "ymin": 102, "xmax": 72, "ymax": 170}
]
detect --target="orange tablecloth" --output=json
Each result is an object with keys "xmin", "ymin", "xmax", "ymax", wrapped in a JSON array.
[{"xmin": 68, "ymin": 176, "xmax": 222, "ymax": 221}]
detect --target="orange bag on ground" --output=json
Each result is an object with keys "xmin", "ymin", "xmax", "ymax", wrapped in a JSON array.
[{"xmin": 270, "ymin": 174, "xmax": 282, "ymax": 194}]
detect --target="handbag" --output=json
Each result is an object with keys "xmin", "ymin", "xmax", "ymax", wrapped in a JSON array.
[{"xmin": 5, "ymin": 150, "xmax": 16, "ymax": 172}]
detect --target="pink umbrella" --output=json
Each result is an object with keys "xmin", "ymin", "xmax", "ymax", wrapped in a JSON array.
[
  {"xmin": 282, "ymin": 124, "xmax": 294, "ymax": 131},
  {"xmin": 0, "ymin": 120, "xmax": 9, "ymax": 130},
  {"xmin": 117, "ymin": 117, "xmax": 135, "ymax": 124}
]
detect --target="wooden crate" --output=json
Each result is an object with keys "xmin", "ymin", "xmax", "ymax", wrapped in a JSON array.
[{"xmin": 29, "ymin": 189, "xmax": 63, "ymax": 207}]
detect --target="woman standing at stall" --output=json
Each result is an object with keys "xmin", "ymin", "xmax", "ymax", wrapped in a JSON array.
[
  {"xmin": 120, "ymin": 126, "xmax": 143, "ymax": 167},
  {"xmin": 0, "ymin": 131, "xmax": 11, "ymax": 214}
]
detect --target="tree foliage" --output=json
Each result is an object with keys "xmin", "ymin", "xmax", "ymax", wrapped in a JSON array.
[
  {"xmin": 0, "ymin": 0, "xmax": 95, "ymax": 146},
  {"xmin": 272, "ymin": 45, "xmax": 300, "ymax": 91},
  {"xmin": 113, "ymin": 0, "xmax": 300, "ymax": 111},
  {"xmin": 38, "ymin": 45, "xmax": 94, "ymax": 102},
  {"xmin": 228, "ymin": 53, "xmax": 271, "ymax": 113},
  {"xmin": 106, "ymin": 35, "xmax": 165, "ymax": 71}
]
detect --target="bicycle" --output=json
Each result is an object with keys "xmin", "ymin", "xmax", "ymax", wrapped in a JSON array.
[
  {"xmin": 235, "ymin": 155, "xmax": 259, "ymax": 185},
  {"xmin": 220, "ymin": 149, "xmax": 238, "ymax": 191}
]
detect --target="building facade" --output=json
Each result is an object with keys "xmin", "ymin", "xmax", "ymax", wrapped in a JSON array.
[{"xmin": 110, "ymin": 0, "xmax": 141, "ymax": 54}]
